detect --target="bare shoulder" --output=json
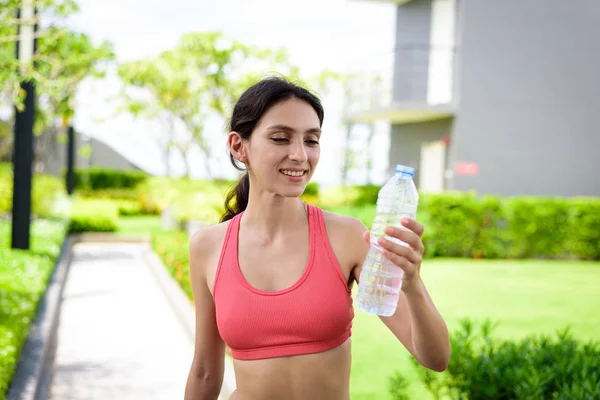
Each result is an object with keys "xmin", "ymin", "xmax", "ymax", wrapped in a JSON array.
[
  {"xmin": 320, "ymin": 209, "xmax": 370, "ymax": 281},
  {"xmin": 189, "ymin": 220, "xmax": 231, "ymax": 291},
  {"xmin": 321, "ymin": 209, "xmax": 369, "ymax": 237},
  {"xmin": 189, "ymin": 220, "xmax": 230, "ymax": 258}
]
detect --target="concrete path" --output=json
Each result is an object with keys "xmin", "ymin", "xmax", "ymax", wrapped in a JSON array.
[{"xmin": 49, "ymin": 242, "xmax": 196, "ymax": 400}]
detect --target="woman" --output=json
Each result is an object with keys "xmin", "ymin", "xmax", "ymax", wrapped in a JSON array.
[{"xmin": 184, "ymin": 76, "xmax": 450, "ymax": 400}]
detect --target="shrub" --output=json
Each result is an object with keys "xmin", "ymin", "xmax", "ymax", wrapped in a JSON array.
[
  {"xmin": 353, "ymin": 184, "xmax": 382, "ymax": 206},
  {"xmin": 115, "ymin": 199, "xmax": 144, "ymax": 216},
  {"xmin": 170, "ymin": 192, "xmax": 224, "ymax": 227},
  {"xmin": 0, "ymin": 174, "xmax": 10, "ymax": 215},
  {"xmin": 151, "ymin": 231, "xmax": 192, "ymax": 299},
  {"xmin": 330, "ymin": 188, "xmax": 600, "ymax": 261},
  {"xmin": 390, "ymin": 319, "xmax": 600, "ymax": 400},
  {"xmin": 72, "ymin": 167, "xmax": 148, "ymax": 190},
  {"xmin": 505, "ymin": 197, "xmax": 572, "ymax": 259},
  {"xmin": 303, "ymin": 182, "xmax": 320, "ymax": 196},
  {"xmin": 568, "ymin": 197, "xmax": 600, "ymax": 260},
  {"xmin": 0, "ymin": 166, "xmax": 67, "ymax": 218},
  {"xmin": 420, "ymin": 191, "xmax": 483, "ymax": 258},
  {"xmin": 135, "ymin": 177, "xmax": 228, "ymax": 219},
  {"xmin": 319, "ymin": 185, "xmax": 363, "ymax": 208},
  {"xmin": 32, "ymin": 174, "xmax": 68, "ymax": 218},
  {"xmin": 77, "ymin": 188, "xmax": 139, "ymax": 200},
  {"xmin": 68, "ymin": 199, "xmax": 119, "ymax": 233}
]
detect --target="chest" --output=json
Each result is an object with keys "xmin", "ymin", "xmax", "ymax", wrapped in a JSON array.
[{"xmin": 237, "ymin": 229, "xmax": 312, "ymax": 292}]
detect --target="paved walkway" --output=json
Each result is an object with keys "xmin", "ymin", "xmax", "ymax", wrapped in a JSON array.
[{"xmin": 49, "ymin": 242, "xmax": 196, "ymax": 400}]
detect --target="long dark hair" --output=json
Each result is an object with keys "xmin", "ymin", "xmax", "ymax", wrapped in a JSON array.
[{"xmin": 220, "ymin": 76, "xmax": 325, "ymax": 222}]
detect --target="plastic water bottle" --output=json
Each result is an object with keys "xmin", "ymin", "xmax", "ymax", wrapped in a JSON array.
[{"xmin": 355, "ymin": 164, "xmax": 419, "ymax": 317}]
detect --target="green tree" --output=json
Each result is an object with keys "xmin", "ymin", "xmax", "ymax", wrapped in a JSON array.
[
  {"xmin": 1, "ymin": 0, "xmax": 115, "ymax": 171},
  {"xmin": 34, "ymin": 29, "xmax": 114, "ymax": 171},
  {"xmin": 118, "ymin": 31, "xmax": 299, "ymax": 178}
]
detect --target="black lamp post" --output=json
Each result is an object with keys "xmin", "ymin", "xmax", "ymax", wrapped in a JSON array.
[{"xmin": 11, "ymin": 0, "xmax": 37, "ymax": 250}]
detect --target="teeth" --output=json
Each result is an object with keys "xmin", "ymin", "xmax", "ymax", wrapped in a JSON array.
[{"xmin": 281, "ymin": 170, "xmax": 304, "ymax": 177}]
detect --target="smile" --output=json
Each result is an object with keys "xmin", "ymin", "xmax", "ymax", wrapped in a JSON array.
[{"xmin": 280, "ymin": 169, "xmax": 306, "ymax": 177}]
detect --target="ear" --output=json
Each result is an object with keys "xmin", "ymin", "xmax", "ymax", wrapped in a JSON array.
[{"xmin": 228, "ymin": 131, "xmax": 248, "ymax": 164}]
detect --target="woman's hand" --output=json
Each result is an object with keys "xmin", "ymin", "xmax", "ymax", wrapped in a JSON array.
[{"xmin": 362, "ymin": 218, "xmax": 425, "ymax": 293}]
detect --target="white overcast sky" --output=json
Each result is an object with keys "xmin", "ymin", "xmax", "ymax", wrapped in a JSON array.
[{"xmin": 65, "ymin": 0, "xmax": 397, "ymax": 183}]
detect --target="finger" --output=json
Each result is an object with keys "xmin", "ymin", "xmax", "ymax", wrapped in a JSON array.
[
  {"xmin": 363, "ymin": 230, "xmax": 370, "ymax": 244},
  {"xmin": 381, "ymin": 249, "xmax": 413, "ymax": 273},
  {"xmin": 401, "ymin": 218, "xmax": 425, "ymax": 238},
  {"xmin": 378, "ymin": 237, "xmax": 421, "ymax": 265},
  {"xmin": 384, "ymin": 226, "xmax": 423, "ymax": 253}
]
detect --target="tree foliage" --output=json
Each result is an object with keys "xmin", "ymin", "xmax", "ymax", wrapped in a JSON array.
[
  {"xmin": 118, "ymin": 31, "xmax": 301, "ymax": 177},
  {"xmin": 0, "ymin": 0, "xmax": 115, "ymax": 164}
]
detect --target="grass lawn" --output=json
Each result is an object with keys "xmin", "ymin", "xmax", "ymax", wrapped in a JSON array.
[
  {"xmin": 0, "ymin": 219, "xmax": 67, "ymax": 396},
  {"xmin": 349, "ymin": 258, "xmax": 600, "ymax": 399}
]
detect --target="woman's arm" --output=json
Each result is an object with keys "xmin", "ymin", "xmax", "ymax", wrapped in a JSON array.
[
  {"xmin": 349, "ymin": 217, "xmax": 451, "ymax": 372},
  {"xmin": 184, "ymin": 229, "xmax": 226, "ymax": 400}
]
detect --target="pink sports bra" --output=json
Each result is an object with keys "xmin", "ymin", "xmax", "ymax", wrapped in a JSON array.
[{"xmin": 212, "ymin": 204, "xmax": 354, "ymax": 360}]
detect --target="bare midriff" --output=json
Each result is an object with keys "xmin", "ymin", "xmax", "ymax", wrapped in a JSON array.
[{"xmin": 229, "ymin": 339, "xmax": 352, "ymax": 400}]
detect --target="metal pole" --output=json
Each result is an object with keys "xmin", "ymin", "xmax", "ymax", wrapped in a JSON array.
[
  {"xmin": 66, "ymin": 125, "xmax": 75, "ymax": 195},
  {"xmin": 11, "ymin": 1, "xmax": 37, "ymax": 250}
]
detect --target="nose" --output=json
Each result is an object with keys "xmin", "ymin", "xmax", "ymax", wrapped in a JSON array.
[{"xmin": 288, "ymin": 140, "xmax": 308, "ymax": 163}]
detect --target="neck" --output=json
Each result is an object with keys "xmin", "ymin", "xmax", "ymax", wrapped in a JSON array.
[{"xmin": 241, "ymin": 189, "xmax": 308, "ymax": 240}]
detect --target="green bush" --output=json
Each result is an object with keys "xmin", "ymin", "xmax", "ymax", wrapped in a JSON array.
[
  {"xmin": 0, "ymin": 174, "xmax": 10, "ymax": 215},
  {"xmin": 135, "ymin": 177, "xmax": 227, "ymax": 220},
  {"xmin": 322, "ymin": 185, "xmax": 600, "ymax": 260},
  {"xmin": 303, "ymin": 182, "xmax": 320, "ymax": 196},
  {"xmin": 68, "ymin": 199, "xmax": 119, "ymax": 233},
  {"xmin": 568, "ymin": 198, "xmax": 600, "ymax": 260},
  {"xmin": 0, "ymin": 219, "xmax": 67, "ymax": 397},
  {"xmin": 32, "ymin": 174, "xmax": 68, "ymax": 218},
  {"xmin": 77, "ymin": 188, "xmax": 139, "ymax": 200},
  {"xmin": 151, "ymin": 231, "xmax": 192, "ymax": 299},
  {"xmin": 318, "ymin": 185, "xmax": 363, "ymax": 208},
  {"xmin": 72, "ymin": 167, "xmax": 148, "ymax": 190},
  {"xmin": 353, "ymin": 184, "xmax": 382, "ymax": 206},
  {"xmin": 390, "ymin": 319, "xmax": 600, "ymax": 400},
  {"xmin": 0, "ymin": 165, "xmax": 67, "ymax": 218},
  {"xmin": 115, "ymin": 199, "xmax": 144, "ymax": 216},
  {"xmin": 505, "ymin": 197, "xmax": 572, "ymax": 259},
  {"xmin": 420, "ymin": 191, "xmax": 483, "ymax": 258}
]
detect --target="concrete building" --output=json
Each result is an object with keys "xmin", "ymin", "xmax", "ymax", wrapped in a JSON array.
[{"xmin": 349, "ymin": 0, "xmax": 600, "ymax": 197}]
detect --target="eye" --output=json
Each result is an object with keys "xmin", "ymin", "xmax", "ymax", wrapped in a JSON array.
[
  {"xmin": 271, "ymin": 138, "xmax": 288, "ymax": 143},
  {"xmin": 305, "ymin": 139, "xmax": 320, "ymax": 146}
]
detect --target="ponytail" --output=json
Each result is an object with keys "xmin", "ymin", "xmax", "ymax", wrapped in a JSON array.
[{"xmin": 221, "ymin": 172, "xmax": 250, "ymax": 222}]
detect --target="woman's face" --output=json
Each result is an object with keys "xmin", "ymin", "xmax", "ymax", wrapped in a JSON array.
[{"xmin": 235, "ymin": 97, "xmax": 321, "ymax": 199}]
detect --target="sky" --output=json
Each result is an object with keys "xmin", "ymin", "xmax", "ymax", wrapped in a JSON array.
[{"xmin": 65, "ymin": 0, "xmax": 398, "ymax": 184}]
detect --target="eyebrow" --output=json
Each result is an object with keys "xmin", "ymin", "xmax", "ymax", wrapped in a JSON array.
[{"xmin": 266, "ymin": 124, "xmax": 321, "ymax": 134}]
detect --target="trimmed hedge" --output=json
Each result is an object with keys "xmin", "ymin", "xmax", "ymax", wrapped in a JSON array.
[
  {"xmin": 425, "ymin": 193, "xmax": 600, "ymax": 260},
  {"xmin": 71, "ymin": 167, "xmax": 148, "ymax": 191},
  {"xmin": 327, "ymin": 190, "xmax": 600, "ymax": 261},
  {"xmin": 68, "ymin": 199, "xmax": 119, "ymax": 233}
]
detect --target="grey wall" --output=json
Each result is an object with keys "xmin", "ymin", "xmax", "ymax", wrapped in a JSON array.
[
  {"xmin": 389, "ymin": 118, "xmax": 453, "ymax": 188},
  {"xmin": 449, "ymin": 0, "xmax": 600, "ymax": 197},
  {"xmin": 393, "ymin": 0, "xmax": 432, "ymax": 103}
]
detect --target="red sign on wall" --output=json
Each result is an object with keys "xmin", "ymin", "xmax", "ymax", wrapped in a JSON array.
[{"xmin": 455, "ymin": 162, "xmax": 479, "ymax": 176}]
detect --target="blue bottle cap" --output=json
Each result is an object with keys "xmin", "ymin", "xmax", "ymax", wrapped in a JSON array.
[{"xmin": 394, "ymin": 164, "xmax": 414, "ymax": 177}]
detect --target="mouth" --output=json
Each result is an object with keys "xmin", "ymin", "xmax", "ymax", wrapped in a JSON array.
[{"xmin": 279, "ymin": 169, "xmax": 307, "ymax": 178}]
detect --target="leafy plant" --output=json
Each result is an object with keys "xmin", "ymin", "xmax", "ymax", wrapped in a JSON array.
[{"xmin": 389, "ymin": 319, "xmax": 600, "ymax": 400}]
